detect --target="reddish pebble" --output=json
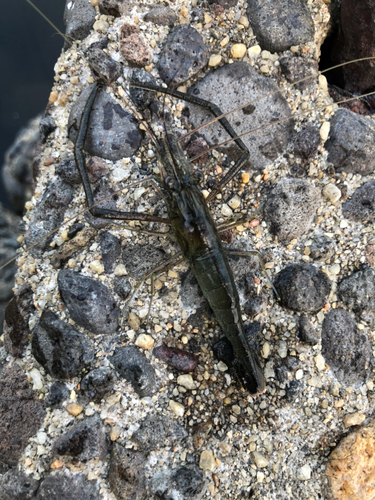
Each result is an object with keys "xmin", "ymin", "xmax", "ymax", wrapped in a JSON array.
[
  {"xmin": 153, "ymin": 345, "xmax": 198, "ymax": 372},
  {"xmin": 219, "ymin": 230, "xmax": 234, "ymax": 244},
  {"xmin": 249, "ymin": 219, "xmax": 260, "ymax": 227}
]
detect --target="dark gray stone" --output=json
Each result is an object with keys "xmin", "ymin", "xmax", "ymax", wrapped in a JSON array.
[
  {"xmin": 0, "ymin": 469, "xmax": 40, "ymax": 500},
  {"xmin": 39, "ymin": 116, "xmax": 57, "ymax": 143},
  {"xmin": 0, "ymin": 365, "xmax": 46, "ymax": 466},
  {"xmin": 55, "ymin": 155, "xmax": 108, "ymax": 186},
  {"xmin": 3, "ymin": 284, "xmax": 35, "ymax": 357},
  {"xmin": 294, "ymin": 124, "xmax": 321, "ymax": 161},
  {"xmin": 68, "ymin": 84, "xmax": 142, "ymax": 161},
  {"xmin": 36, "ymin": 471, "xmax": 100, "ymax": 500},
  {"xmin": 338, "ymin": 267, "xmax": 375, "ymax": 326},
  {"xmin": 247, "ymin": 0, "xmax": 315, "ymax": 52},
  {"xmin": 99, "ymin": 0, "xmax": 133, "ymax": 17},
  {"xmin": 207, "ymin": 0, "xmax": 238, "ymax": 7},
  {"xmin": 321, "ymin": 308, "xmax": 373, "ymax": 385},
  {"xmin": 45, "ymin": 382, "xmax": 70, "ymax": 408},
  {"xmin": 32, "ymin": 310, "xmax": 94, "ymax": 379},
  {"xmin": 80, "ymin": 367, "xmax": 116, "ymax": 402},
  {"xmin": 99, "ymin": 231, "xmax": 121, "ymax": 273},
  {"xmin": 110, "ymin": 346, "xmax": 156, "ymax": 397},
  {"xmin": 342, "ymin": 180, "xmax": 375, "ymax": 223},
  {"xmin": 64, "ymin": 0, "xmax": 96, "ymax": 44},
  {"xmin": 309, "ymin": 234, "xmax": 336, "ymax": 261},
  {"xmin": 279, "ymin": 56, "xmax": 318, "ymax": 91},
  {"xmin": 85, "ymin": 47, "xmax": 122, "ymax": 84},
  {"xmin": 23, "ymin": 179, "xmax": 74, "ymax": 253},
  {"xmin": 298, "ymin": 314, "xmax": 319, "ymax": 345},
  {"xmin": 84, "ymin": 180, "xmax": 119, "ymax": 229},
  {"xmin": 58, "ymin": 269, "xmax": 120, "ymax": 335},
  {"xmin": 263, "ymin": 178, "xmax": 321, "ymax": 242},
  {"xmin": 274, "ymin": 264, "xmax": 331, "ymax": 313},
  {"xmin": 144, "ymin": 6, "xmax": 177, "ymax": 26},
  {"xmin": 129, "ymin": 69, "xmax": 158, "ymax": 111},
  {"xmin": 113, "ymin": 277, "xmax": 132, "ymax": 300},
  {"xmin": 122, "ymin": 244, "xmax": 166, "ymax": 277},
  {"xmin": 53, "ymin": 416, "xmax": 109, "ymax": 460},
  {"xmin": 150, "ymin": 465, "xmax": 207, "ymax": 500},
  {"xmin": 131, "ymin": 414, "xmax": 187, "ymax": 453},
  {"xmin": 243, "ymin": 295, "xmax": 268, "ymax": 318},
  {"xmin": 158, "ymin": 25, "xmax": 209, "ymax": 85},
  {"xmin": 326, "ymin": 109, "xmax": 375, "ymax": 175},
  {"xmin": 186, "ymin": 62, "xmax": 293, "ymax": 169},
  {"xmin": 108, "ymin": 444, "xmax": 147, "ymax": 500}
]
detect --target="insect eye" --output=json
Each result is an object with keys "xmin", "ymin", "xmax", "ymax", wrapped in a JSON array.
[{"xmin": 194, "ymin": 170, "xmax": 203, "ymax": 183}]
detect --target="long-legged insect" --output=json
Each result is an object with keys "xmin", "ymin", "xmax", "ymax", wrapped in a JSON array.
[{"xmin": 73, "ymin": 77, "xmax": 269, "ymax": 395}]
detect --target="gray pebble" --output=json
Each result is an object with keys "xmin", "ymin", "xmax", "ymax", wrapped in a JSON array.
[
  {"xmin": 45, "ymin": 382, "xmax": 70, "ymax": 408},
  {"xmin": 63, "ymin": 0, "xmax": 96, "ymax": 45},
  {"xmin": 3, "ymin": 284, "xmax": 35, "ymax": 357},
  {"xmin": 294, "ymin": 124, "xmax": 321, "ymax": 160},
  {"xmin": 24, "ymin": 180, "xmax": 74, "ymax": 253},
  {"xmin": 0, "ymin": 469, "xmax": 40, "ymax": 500},
  {"xmin": 158, "ymin": 25, "xmax": 209, "ymax": 85},
  {"xmin": 279, "ymin": 56, "xmax": 318, "ymax": 91},
  {"xmin": 68, "ymin": 84, "xmax": 142, "ymax": 161},
  {"xmin": 247, "ymin": 0, "xmax": 314, "ymax": 52},
  {"xmin": 36, "ymin": 472, "xmax": 99, "ymax": 500},
  {"xmin": 122, "ymin": 243, "xmax": 166, "ymax": 277},
  {"xmin": 108, "ymin": 444, "xmax": 147, "ymax": 500},
  {"xmin": 321, "ymin": 308, "xmax": 373, "ymax": 385},
  {"xmin": 342, "ymin": 180, "xmax": 375, "ymax": 223},
  {"xmin": 326, "ymin": 109, "xmax": 375, "ymax": 175},
  {"xmin": 186, "ymin": 62, "xmax": 293, "ymax": 169},
  {"xmin": 53, "ymin": 416, "xmax": 109, "ymax": 460},
  {"xmin": 309, "ymin": 234, "xmax": 336, "ymax": 261},
  {"xmin": 131, "ymin": 414, "xmax": 187, "ymax": 453},
  {"xmin": 274, "ymin": 264, "xmax": 331, "ymax": 313},
  {"xmin": 99, "ymin": 231, "xmax": 121, "ymax": 273},
  {"xmin": 110, "ymin": 346, "xmax": 156, "ymax": 397},
  {"xmin": 338, "ymin": 267, "xmax": 375, "ymax": 325},
  {"xmin": 150, "ymin": 465, "xmax": 207, "ymax": 500},
  {"xmin": 143, "ymin": 6, "xmax": 177, "ymax": 26},
  {"xmin": 298, "ymin": 314, "xmax": 319, "ymax": 345},
  {"xmin": 80, "ymin": 367, "xmax": 116, "ymax": 403},
  {"xmin": 113, "ymin": 277, "xmax": 132, "ymax": 300},
  {"xmin": 57, "ymin": 270, "xmax": 120, "ymax": 335},
  {"xmin": 263, "ymin": 178, "xmax": 321, "ymax": 242},
  {"xmin": 86, "ymin": 47, "xmax": 122, "ymax": 84},
  {"xmin": 32, "ymin": 310, "xmax": 95, "ymax": 379}
]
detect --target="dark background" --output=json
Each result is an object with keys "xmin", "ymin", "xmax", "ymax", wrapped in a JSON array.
[{"xmin": 0, "ymin": 0, "xmax": 66, "ymax": 208}]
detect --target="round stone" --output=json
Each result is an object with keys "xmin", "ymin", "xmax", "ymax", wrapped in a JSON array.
[
  {"xmin": 230, "ymin": 44, "xmax": 247, "ymax": 59},
  {"xmin": 322, "ymin": 184, "xmax": 341, "ymax": 203}
]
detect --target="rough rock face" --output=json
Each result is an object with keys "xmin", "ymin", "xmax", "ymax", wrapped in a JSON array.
[
  {"xmin": 326, "ymin": 421, "xmax": 375, "ymax": 500},
  {"xmin": 0, "ymin": 365, "xmax": 46, "ymax": 466}
]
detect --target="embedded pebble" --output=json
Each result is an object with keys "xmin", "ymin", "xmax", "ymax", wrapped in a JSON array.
[
  {"xmin": 177, "ymin": 374, "xmax": 196, "ymax": 390},
  {"xmin": 99, "ymin": 231, "xmax": 121, "ymax": 273},
  {"xmin": 247, "ymin": 0, "xmax": 314, "ymax": 52},
  {"xmin": 228, "ymin": 195, "xmax": 241, "ymax": 210},
  {"xmin": 199, "ymin": 450, "xmax": 216, "ymax": 471},
  {"xmin": 310, "ymin": 234, "xmax": 336, "ymax": 261},
  {"xmin": 153, "ymin": 345, "xmax": 199, "ymax": 372},
  {"xmin": 131, "ymin": 414, "xmax": 187, "ymax": 453},
  {"xmin": 143, "ymin": 6, "xmax": 177, "ymax": 26},
  {"xmin": 263, "ymin": 179, "xmax": 321, "ymax": 242},
  {"xmin": 314, "ymin": 354, "xmax": 326, "ymax": 371},
  {"xmin": 230, "ymin": 43, "xmax": 246, "ymax": 59},
  {"xmin": 247, "ymin": 44, "xmax": 261, "ymax": 58},
  {"xmin": 135, "ymin": 333, "xmax": 155, "ymax": 350},
  {"xmin": 150, "ymin": 465, "xmax": 206, "ymax": 500},
  {"xmin": 89, "ymin": 260, "xmax": 104, "ymax": 274},
  {"xmin": 80, "ymin": 367, "xmax": 116, "ymax": 403},
  {"xmin": 342, "ymin": 180, "xmax": 375, "ymax": 223},
  {"xmin": 274, "ymin": 264, "xmax": 331, "ymax": 313},
  {"xmin": 66, "ymin": 403, "xmax": 84, "ymax": 416},
  {"xmin": 298, "ymin": 314, "xmax": 319, "ymax": 345},
  {"xmin": 321, "ymin": 309, "xmax": 373, "ymax": 385},
  {"xmin": 120, "ymin": 24, "xmax": 152, "ymax": 67},
  {"xmin": 252, "ymin": 452, "xmax": 268, "ymax": 468},
  {"xmin": 322, "ymin": 184, "xmax": 341, "ymax": 203},
  {"xmin": 279, "ymin": 56, "xmax": 318, "ymax": 91},
  {"xmin": 128, "ymin": 312, "xmax": 141, "ymax": 331},
  {"xmin": 297, "ymin": 464, "xmax": 312, "ymax": 480},
  {"xmin": 343, "ymin": 412, "xmax": 366, "ymax": 428},
  {"xmin": 338, "ymin": 268, "xmax": 375, "ymax": 326},
  {"xmin": 108, "ymin": 444, "xmax": 147, "ymax": 500},
  {"xmin": 320, "ymin": 121, "xmax": 330, "ymax": 141},
  {"xmin": 169, "ymin": 400, "xmax": 185, "ymax": 417},
  {"xmin": 208, "ymin": 54, "xmax": 222, "ymax": 67},
  {"xmin": 58, "ymin": 270, "xmax": 120, "ymax": 335},
  {"xmin": 32, "ymin": 310, "xmax": 94, "ymax": 379},
  {"xmin": 326, "ymin": 109, "xmax": 375, "ymax": 175}
]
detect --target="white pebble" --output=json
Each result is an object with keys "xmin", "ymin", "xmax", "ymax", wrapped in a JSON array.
[
  {"xmin": 295, "ymin": 369, "xmax": 304, "ymax": 380},
  {"xmin": 228, "ymin": 195, "xmax": 241, "ymax": 210},
  {"xmin": 29, "ymin": 368, "xmax": 43, "ymax": 391},
  {"xmin": 322, "ymin": 184, "xmax": 341, "ymax": 203},
  {"xmin": 208, "ymin": 54, "xmax": 222, "ymax": 67},
  {"xmin": 221, "ymin": 204, "xmax": 233, "ymax": 217},
  {"xmin": 231, "ymin": 43, "xmax": 247, "ymax": 59},
  {"xmin": 252, "ymin": 452, "xmax": 268, "ymax": 468},
  {"xmin": 114, "ymin": 264, "xmax": 127, "ymax": 276},
  {"xmin": 297, "ymin": 464, "xmax": 311, "ymax": 480},
  {"xmin": 261, "ymin": 342, "xmax": 270, "ymax": 359},
  {"xmin": 320, "ymin": 121, "xmax": 330, "ymax": 141},
  {"xmin": 314, "ymin": 354, "xmax": 325, "ymax": 371},
  {"xmin": 199, "ymin": 450, "xmax": 216, "ymax": 471},
  {"xmin": 343, "ymin": 412, "xmax": 366, "ymax": 427},
  {"xmin": 169, "ymin": 400, "xmax": 185, "ymax": 417},
  {"xmin": 135, "ymin": 334, "xmax": 155, "ymax": 350},
  {"xmin": 93, "ymin": 20, "xmax": 109, "ymax": 31},
  {"xmin": 248, "ymin": 45, "xmax": 261, "ymax": 58},
  {"xmin": 177, "ymin": 374, "xmax": 196, "ymax": 390},
  {"xmin": 329, "ymin": 264, "xmax": 341, "ymax": 275},
  {"xmin": 217, "ymin": 361, "xmax": 228, "ymax": 372},
  {"xmin": 89, "ymin": 260, "xmax": 104, "ymax": 274}
]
